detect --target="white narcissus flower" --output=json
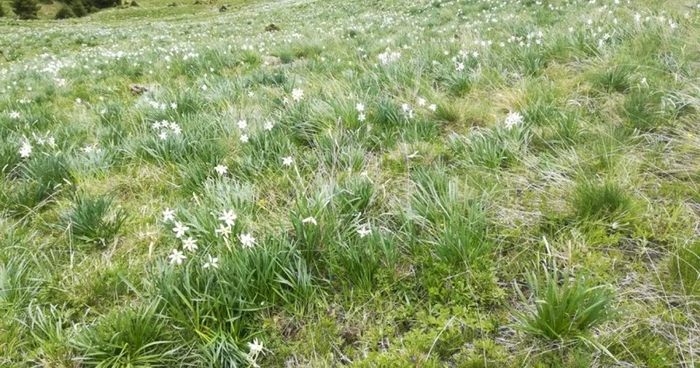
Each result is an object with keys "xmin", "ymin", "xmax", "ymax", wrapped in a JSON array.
[
  {"xmin": 215, "ymin": 224, "xmax": 232, "ymax": 238},
  {"xmin": 218, "ymin": 210, "xmax": 237, "ymax": 226},
  {"xmin": 9, "ymin": 111, "xmax": 20, "ymax": 119},
  {"xmin": 215, "ymin": 165, "xmax": 228, "ymax": 175},
  {"xmin": 182, "ymin": 237, "xmax": 198, "ymax": 252},
  {"xmin": 203, "ymin": 254, "xmax": 219, "ymax": 269},
  {"xmin": 237, "ymin": 120, "xmax": 247, "ymax": 129},
  {"xmin": 282, "ymin": 156, "xmax": 293, "ymax": 166},
  {"xmin": 162, "ymin": 208, "xmax": 175, "ymax": 222},
  {"xmin": 302, "ymin": 217, "xmax": 317, "ymax": 225},
  {"xmin": 504, "ymin": 111, "xmax": 524, "ymax": 130},
  {"xmin": 357, "ymin": 226, "xmax": 371, "ymax": 238},
  {"xmin": 248, "ymin": 338, "xmax": 263, "ymax": 357},
  {"xmin": 168, "ymin": 249, "xmax": 186, "ymax": 265},
  {"xmin": 356, "ymin": 103, "xmax": 365, "ymax": 112},
  {"xmin": 240, "ymin": 233, "xmax": 256, "ymax": 248},
  {"xmin": 172, "ymin": 221, "xmax": 189, "ymax": 238},
  {"xmin": 240, "ymin": 134, "xmax": 249, "ymax": 143},
  {"xmin": 19, "ymin": 141, "xmax": 32, "ymax": 158},
  {"xmin": 263, "ymin": 121, "xmax": 274, "ymax": 131}
]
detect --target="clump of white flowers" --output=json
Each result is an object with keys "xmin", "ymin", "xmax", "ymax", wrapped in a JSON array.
[
  {"xmin": 378, "ymin": 50, "xmax": 401, "ymax": 65},
  {"xmin": 292, "ymin": 88, "xmax": 304, "ymax": 102},
  {"xmin": 19, "ymin": 140, "xmax": 33, "ymax": 158},
  {"xmin": 151, "ymin": 120, "xmax": 181, "ymax": 140},
  {"xmin": 247, "ymin": 338, "xmax": 264, "ymax": 365},
  {"xmin": 356, "ymin": 103, "xmax": 366, "ymax": 122},
  {"xmin": 215, "ymin": 164, "xmax": 228, "ymax": 176}
]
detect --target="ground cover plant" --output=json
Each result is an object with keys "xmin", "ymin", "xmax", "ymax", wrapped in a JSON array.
[{"xmin": 0, "ymin": 0, "xmax": 699, "ymax": 366}]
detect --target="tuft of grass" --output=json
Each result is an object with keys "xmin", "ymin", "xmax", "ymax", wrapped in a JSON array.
[
  {"xmin": 620, "ymin": 89, "xmax": 665, "ymax": 131},
  {"xmin": 433, "ymin": 208, "xmax": 491, "ymax": 265},
  {"xmin": 463, "ymin": 128, "xmax": 522, "ymax": 169},
  {"xmin": 512, "ymin": 259, "xmax": 615, "ymax": 343},
  {"xmin": 571, "ymin": 181, "xmax": 634, "ymax": 222},
  {"xmin": 71, "ymin": 303, "xmax": 179, "ymax": 367},
  {"xmin": 668, "ymin": 241, "xmax": 700, "ymax": 295},
  {"xmin": 61, "ymin": 193, "xmax": 128, "ymax": 245},
  {"xmin": 23, "ymin": 304, "xmax": 74, "ymax": 365},
  {"xmin": 1, "ymin": 154, "xmax": 74, "ymax": 215},
  {"xmin": 591, "ymin": 65, "xmax": 633, "ymax": 93},
  {"xmin": 155, "ymin": 235, "xmax": 314, "ymax": 358}
]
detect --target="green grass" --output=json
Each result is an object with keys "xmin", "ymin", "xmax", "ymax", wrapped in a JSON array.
[
  {"xmin": 0, "ymin": 0, "xmax": 699, "ymax": 366},
  {"xmin": 61, "ymin": 192, "xmax": 128, "ymax": 245},
  {"xmin": 512, "ymin": 259, "xmax": 614, "ymax": 342}
]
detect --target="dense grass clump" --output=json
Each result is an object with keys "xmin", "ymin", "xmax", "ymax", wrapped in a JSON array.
[
  {"xmin": 71, "ymin": 303, "xmax": 179, "ymax": 367},
  {"xmin": 55, "ymin": 5, "xmax": 76, "ymax": 19},
  {"xmin": 12, "ymin": 0, "xmax": 41, "ymax": 19},
  {"xmin": 61, "ymin": 193, "xmax": 128, "ymax": 245},
  {"xmin": 572, "ymin": 181, "xmax": 634, "ymax": 222},
  {"xmin": 1, "ymin": 154, "xmax": 74, "ymax": 215},
  {"xmin": 1, "ymin": 0, "xmax": 697, "ymax": 365},
  {"xmin": 591, "ymin": 65, "xmax": 633, "ymax": 93},
  {"xmin": 512, "ymin": 260, "xmax": 615, "ymax": 342},
  {"xmin": 669, "ymin": 241, "xmax": 700, "ymax": 295},
  {"xmin": 155, "ymin": 236, "xmax": 314, "ymax": 364}
]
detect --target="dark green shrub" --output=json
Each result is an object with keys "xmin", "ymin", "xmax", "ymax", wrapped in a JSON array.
[
  {"xmin": 54, "ymin": 4, "xmax": 75, "ymax": 18},
  {"xmin": 70, "ymin": 0, "xmax": 87, "ymax": 16},
  {"xmin": 12, "ymin": 0, "xmax": 41, "ymax": 19}
]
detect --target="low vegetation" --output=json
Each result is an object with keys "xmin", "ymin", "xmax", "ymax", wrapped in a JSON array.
[{"xmin": 0, "ymin": 0, "xmax": 698, "ymax": 366}]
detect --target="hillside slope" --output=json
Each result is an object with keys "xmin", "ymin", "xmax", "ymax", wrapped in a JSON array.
[{"xmin": 0, "ymin": 0, "xmax": 699, "ymax": 366}]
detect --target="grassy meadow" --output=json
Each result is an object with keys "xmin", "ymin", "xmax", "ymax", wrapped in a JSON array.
[{"xmin": 1, "ymin": 0, "xmax": 699, "ymax": 366}]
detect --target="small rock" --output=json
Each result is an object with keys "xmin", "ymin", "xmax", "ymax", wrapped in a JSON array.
[
  {"xmin": 265, "ymin": 23, "xmax": 281, "ymax": 32},
  {"xmin": 129, "ymin": 84, "xmax": 149, "ymax": 95},
  {"xmin": 262, "ymin": 56, "xmax": 281, "ymax": 66},
  {"xmin": 219, "ymin": 4, "xmax": 229, "ymax": 12},
  {"xmin": 130, "ymin": 0, "xmax": 139, "ymax": 6}
]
